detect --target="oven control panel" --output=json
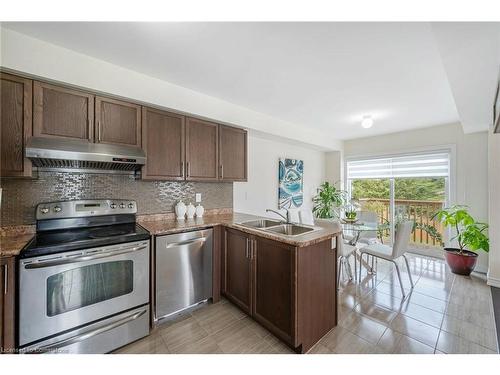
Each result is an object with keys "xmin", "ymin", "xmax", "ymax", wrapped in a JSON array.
[{"xmin": 36, "ymin": 199, "xmax": 137, "ymax": 220}]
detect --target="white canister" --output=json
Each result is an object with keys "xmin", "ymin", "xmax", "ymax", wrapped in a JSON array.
[
  {"xmin": 195, "ymin": 204, "xmax": 205, "ymax": 218},
  {"xmin": 186, "ymin": 202, "xmax": 196, "ymax": 219},
  {"xmin": 175, "ymin": 200, "xmax": 187, "ymax": 220}
]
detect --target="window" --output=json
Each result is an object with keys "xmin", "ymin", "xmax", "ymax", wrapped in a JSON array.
[
  {"xmin": 346, "ymin": 151, "xmax": 450, "ymax": 252},
  {"xmin": 46, "ymin": 260, "xmax": 133, "ymax": 316}
]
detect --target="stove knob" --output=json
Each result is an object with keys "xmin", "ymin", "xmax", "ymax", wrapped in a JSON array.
[
  {"xmin": 119, "ymin": 203, "xmax": 125, "ymax": 209},
  {"xmin": 53, "ymin": 206, "xmax": 62, "ymax": 213},
  {"xmin": 128, "ymin": 203, "xmax": 134, "ymax": 209},
  {"xmin": 40, "ymin": 207, "xmax": 49, "ymax": 214},
  {"xmin": 110, "ymin": 203, "xmax": 117, "ymax": 209}
]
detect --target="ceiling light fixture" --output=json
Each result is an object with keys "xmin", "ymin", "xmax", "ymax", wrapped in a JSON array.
[{"xmin": 361, "ymin": 115, "xmax": 374, "ymax": 129}]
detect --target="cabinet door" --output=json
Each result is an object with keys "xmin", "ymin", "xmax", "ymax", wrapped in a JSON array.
[
  {"xmin": 1, "ymin": 73, "xmax": 33, "ymax": 177},
  {"xmin": 223, "ymin": 228, "xmax": 252, "ymax": 314},
  {"xmin": 142, "ymin": 107, "xmax": 185, "ymax": 180},
  {"xmin": 219, "ymin": 125, "xmax": 247, "ymax": 181},
  {"xmin": 95, "ymin": 96, "xmax": 141, "ymax": 147},
  {"xmin": 33, "ymin": 81, "xmax": 94, "ymax": 141},
  {"xmin": 0, "ymin": 257, "xmax": 16, "ymax": 353},
  {"xmin": 185, "ymin": 117, "xmax": 218, "ymax": 181},
  {"xmin": 252, "ymin": 236, "xmax": 296, "ymax": 345}
]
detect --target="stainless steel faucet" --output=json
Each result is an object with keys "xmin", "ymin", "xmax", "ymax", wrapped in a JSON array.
[{"xmin": 266, "ymin": 209, "xmax": 289, "ymax": 223}]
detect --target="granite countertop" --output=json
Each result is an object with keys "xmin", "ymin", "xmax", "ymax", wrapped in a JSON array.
[
  {"xmin": 0, "ymin": 233, "xmax": 34, "ymax": 258},
  {"xmin": 139, "ymin": 212, "xmax": 341, "ymax": 247},
  {"xmin": 0, "ymin": 212, "xmax": 341, "ymax": 257}
]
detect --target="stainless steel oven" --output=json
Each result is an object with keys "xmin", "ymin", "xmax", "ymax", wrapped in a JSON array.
[{"xmin": 19, "ymin": 240, "xmax": 150, "ymax": 352}]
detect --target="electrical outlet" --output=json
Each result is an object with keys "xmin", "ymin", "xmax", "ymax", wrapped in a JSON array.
[{"xmin": 195, "ymin": 193, "xmax": 202, "ymax": 203}]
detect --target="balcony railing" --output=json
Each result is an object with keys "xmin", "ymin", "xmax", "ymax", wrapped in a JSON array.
[{"xmin": 358, "ymin": 198, "xmax": 444, "ymax": 246}]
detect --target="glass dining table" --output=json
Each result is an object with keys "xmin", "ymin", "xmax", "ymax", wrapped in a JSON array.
[
  {"xmin": 340, "ymin": 221, "xmax": 390, "ymax": 274},
  {"xmin": 341, "ymin": 221, "xmax": 389, "ymax": 246}
]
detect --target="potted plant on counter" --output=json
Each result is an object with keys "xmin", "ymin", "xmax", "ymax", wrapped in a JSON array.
[
  {"xmin": 433, "ymin": 205, "xmax": 489, "ymax": 276},
  {"xmin": 312, "ymin": 181, "xmax": 347, "ymax": 219}
]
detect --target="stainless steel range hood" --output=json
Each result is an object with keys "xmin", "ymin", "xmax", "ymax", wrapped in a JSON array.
[{"xmin": 26, "ymin": 137, "xmax": 146, "ymax": 172}]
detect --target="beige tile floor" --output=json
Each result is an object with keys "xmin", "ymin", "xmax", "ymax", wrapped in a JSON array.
[{"xmin": 114, "ymin": 253, "xmax": 499, "ymax": 354}]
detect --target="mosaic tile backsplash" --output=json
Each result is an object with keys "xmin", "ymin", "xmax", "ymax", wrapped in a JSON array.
[{"xmin": 0, "ymin": 171, "xmax": 233, "ymax": 226}]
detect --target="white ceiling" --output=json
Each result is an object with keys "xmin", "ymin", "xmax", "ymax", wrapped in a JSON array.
[{"xmin": 3, "ymin": 22, "xmax": 499, "ymax": 140}]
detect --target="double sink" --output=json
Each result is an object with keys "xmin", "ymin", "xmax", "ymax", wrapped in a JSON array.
[{"xmin": 237, "ymin": 219, "xmax": 320, "ymax": 237}]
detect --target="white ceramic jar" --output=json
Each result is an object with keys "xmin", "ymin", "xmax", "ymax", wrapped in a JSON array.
[
  {"xmin": 186, "ymin": 202, "xmax": 196, "ymax": 219},
  {"xmin": 195, "ymin": 204, "xmax": 205, "ymax": 218},
  {"xmin": 175, "ymin": 200, "xmax": 187, "ymax": 220}
]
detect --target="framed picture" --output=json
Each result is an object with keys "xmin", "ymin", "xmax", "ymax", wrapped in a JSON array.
[
  {"xmin": 495, "ymin": 73, "xmax": 500, "ymax": 133},
  {"xmin": 278, "ymin": 158, "xmax": 304, "ymax": 209}
]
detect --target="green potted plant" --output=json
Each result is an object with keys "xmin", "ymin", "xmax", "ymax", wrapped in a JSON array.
[
  {"xmin": 312, "ymin": 182, "xmax": 347, "ymax": 219},
  {"xmin": 344, "ymin": 199, "xmax": 361, "ymax": 222},
  {"xmin": 433, "ymin": 205, "xmax": 489, "ymax": 275}
]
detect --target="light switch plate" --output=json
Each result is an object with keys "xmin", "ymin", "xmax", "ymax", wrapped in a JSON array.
[{"xmin": 195, "ymin": 193, "xmax": 201, "ymax": 203}]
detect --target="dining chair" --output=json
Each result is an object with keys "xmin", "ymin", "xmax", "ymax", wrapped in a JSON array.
[
  {"xmin": 298, "ymin": 209, "xmax": 315, "ymax": 225},
  {"xmin": 358, "ymin": 221, "xmax": 415, "ymax": 298},
  {"xmin": 337, "ymin": 235, "xmax": 358, "ymax": 290},
  {"xmin": 356, "ymin": 210, "xmax": 380, "ymax": 245}
]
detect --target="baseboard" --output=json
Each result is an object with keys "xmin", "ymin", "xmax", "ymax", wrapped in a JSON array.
[{"xmin": 487, "ymin": 275, "xmax": 500, "ymax": 288}]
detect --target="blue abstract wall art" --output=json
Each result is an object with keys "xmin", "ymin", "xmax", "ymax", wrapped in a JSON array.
[{"xmin": 278, "ymin": 158, "xmax": 304, "ymax": 209}]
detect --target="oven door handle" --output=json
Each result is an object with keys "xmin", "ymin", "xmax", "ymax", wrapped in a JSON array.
[
  {"xmin": 36, "ymin": 308, "xmax": 148, "ymax": 352},
  {"xmin": 23, "ymin": 244, "xmax": 149, "ymax": 269}
]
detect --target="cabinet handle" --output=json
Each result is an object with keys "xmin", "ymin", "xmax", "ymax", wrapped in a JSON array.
[
  {"xmin": 181, "ymin": 162, "xmax": 184, "ymax": 177},
  {"xmin": 3, "ymin": 264, "xmax": 7, "ymax": 295},
  {"xmin": 246, "ymin": 238, "xmax": 250, "ymax": 259},
  {"xmin": 220, "ymin": 164, "xmax": 224, "ymax": 179},
  {"xmin": 251, "ymin": 240, "xmax": 256, "ymax": 259},
  {"xmin": 97, "ymin": 121, "xmax": 101, "ymax": 142},
  {"xmin": 186, "ymin": 162, "xmax": 190, "ymax": 178}
]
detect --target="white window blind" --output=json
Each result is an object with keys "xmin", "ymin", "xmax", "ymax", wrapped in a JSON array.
[{"xmin": 347, "ymin": 152, "xmax": 450, "ymax": 179}]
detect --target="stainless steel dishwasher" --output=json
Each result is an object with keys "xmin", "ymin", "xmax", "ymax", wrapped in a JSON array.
[{"xmin": 154, "ymin": 229, "xmax": 213, "ymax": 323}]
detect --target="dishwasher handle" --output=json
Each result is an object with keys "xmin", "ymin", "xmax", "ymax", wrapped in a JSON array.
[{"xmin": 165, "ymin": 237, "xmax": 207, "ymax": 248}]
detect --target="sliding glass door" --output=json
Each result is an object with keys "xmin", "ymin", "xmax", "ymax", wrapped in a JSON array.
[
  {"xmin": 346, "ymin": 152, "xmax": 450, "ymax": 256},
  {"xmin": 350, "ymin": 178, "xmax": 392, "ymax": 244}
]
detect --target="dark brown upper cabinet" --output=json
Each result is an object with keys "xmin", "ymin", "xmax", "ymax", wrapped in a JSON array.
[
  {"xmin": 219, "ymin": 125, "xmax": 247, "ymax": 181},
  {"xmin": 1, "ymin": 73, "xmax": 33, "ymax": 177},
  {"xmin": 142, "ymin": 107, "xmax": 185, "ymax": 180},
  {"xmin": 95, "ymin": 96, "xmax": 142, "ymax": 147},
  {"xmin": 185, "ymin": 117, "xmax": 218, "ymax": 181},
  {"xmin": 33, "ymin": 81, "xmax": 94, "ymax": 142}
]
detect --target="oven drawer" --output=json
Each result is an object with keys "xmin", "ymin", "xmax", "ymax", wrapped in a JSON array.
[
  {"xmin": 21, "ymin": 305, "xmax": 150, "ymax": 354},
  {"xmin": 19, "ymin": 240, "xmax": 150, "ymax": 347}
]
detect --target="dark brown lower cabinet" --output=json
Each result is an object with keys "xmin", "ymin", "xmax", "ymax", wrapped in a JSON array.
[
  {"xmin": 1, "ymin": 257, "xmax": 16, "ymax": 354},
  {"xmin": 223, "ymin": 228, "xmax": 252, "ymax": 314},
  {"xmin": 222, "ymin": 228, "xmax": 338, "ymax": 353},
  {"xmin": 252, "ymin": 236, "xmax": 295, "ymax": 346}
]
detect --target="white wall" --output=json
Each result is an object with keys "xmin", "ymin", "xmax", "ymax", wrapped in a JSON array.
[
  {"xmin": 0, "ymin": 27, "xmax": 341, "ymax": 151},
  {"xmin": 233, "ymin": 132, "xmax": 326, "ymax": 217},
  {"xmin": 343, "ymin": 123, "xmax": 489, "ymax": 273},
  {"xmin": 488, "ymin": 126, "xmax": 500, "ymax": 287},
  {"xmin": 325, "ymin": 150, "xmax": 344, "ymax": 188}
]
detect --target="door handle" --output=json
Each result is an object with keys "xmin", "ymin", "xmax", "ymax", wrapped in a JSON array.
[
  {"xmin": 97, "ymin": 120, "xmax": 102, "ymax": 142},
  {"xmin": 24, "ymin": 244, "xmax": 149, "ymax": 269},
  {"xmin": 35, "ymin": 308, "xmax": 147, "ymax": 352},
  {"xmin": 165, "ymin": 238, "xmax": 206, "ymax": 248},
  {"xmin": 3, "ymin": 264, "xmax": 7, "ymax": 295}
]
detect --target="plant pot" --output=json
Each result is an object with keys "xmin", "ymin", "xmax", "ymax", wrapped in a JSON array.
[
  {"xmin": 444, "ymin": 247, "xmax": 478, "ymax": 276},
  {"xmin": 345, "ymin": 212, "xmax": 357, "ymax": 220}
]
